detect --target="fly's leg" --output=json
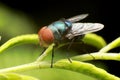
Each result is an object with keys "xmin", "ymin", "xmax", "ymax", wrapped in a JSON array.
[
  {"xmin": 41, "ymin": 48, "xmax": 46, "ymax": 54},
  {"xmin": 79, "ymin": 37, "xmax": 96, "ymax": 60},
  {"xmin": 41, "ymin": 46, "xmax": 55, "ymax": 68},
  {"xmin": 38, "ymin": 48, "xmax": 46, "ymax": 56},
  {"xmin": 66, "ymin": 52, "xmax": 72, "ymax": 63},
  {"xmin": 67, "ymin": 38, "xmax": 76, "ymax": 63},
  {"xmin": 51, "ymin": 45, "xmax": 55, "ymax": 68},
  {"xmin": 67, "ymin": 36, "xmax": 83, "ymax": 63}
]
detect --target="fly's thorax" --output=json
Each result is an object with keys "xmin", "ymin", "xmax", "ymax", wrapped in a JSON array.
[
  {"xmin": 48, "ymin": 20, "xmax": 72, "ymax": 41},
  {"xmin": 38, "ymin": 26, "xmax": 54, "ymax": 47}
]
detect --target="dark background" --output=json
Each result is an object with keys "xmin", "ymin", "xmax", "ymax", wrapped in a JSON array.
[
  {"xmin": 0, "ymin": 0, "xmax": 120, "ymax": 77},
  {"xmin": 0, "ymin": 0, "xmax": 119, "ymax": 42}
]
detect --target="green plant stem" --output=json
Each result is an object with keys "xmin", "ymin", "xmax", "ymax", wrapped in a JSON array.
[
  {"xmin": 0, "ymin": 34, "xmax": 120, "ymax": 80},
  {"xmin": 72, "ymin": 52, "xmax": 120, "ymax": 61},
  {"xmin": 0, "ymin": 33, "xmax": 106, "ymax": 54},
  {"xmin": 54, "ymin": 60, "xmax": 120, "ymax": 80},
  {"xmin": 2, "ymin": 52, "xmax": 120, "ymax": 73},
  {"xmin": 57, "ymin": 33, "xmax": 106, "ymax": 49},
  {"xmin": 0, "ymin": 62, "xmax": 49, "ymax": 73},
  {"xmin": 35, "ymin": 43, "xmax": 55, "ymax": 62},
  {"xmin": 0, "ymin": 34, "xmax": 39, "ymax": 54},
  {"xmin": 0, "ymin": 60, "xmax": 120, "ymax": 80},
  {"xmin": 99, "ymin": 37, "xmax": 120, "ymax": 52},
  {"xmin": 83, "ymin": 33, "xmax": 106, "ymax": 49}
]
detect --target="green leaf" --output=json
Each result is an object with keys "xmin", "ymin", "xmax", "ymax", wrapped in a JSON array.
[
  {"xmin": 83, "ymin": 33, "xmax": 106, "ymax": 49},
  {"xmin": 0, "ymin": 73, "xmax": 39, "ymax": 80}
]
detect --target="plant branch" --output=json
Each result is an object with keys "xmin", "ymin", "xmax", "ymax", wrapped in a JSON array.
[
  {"xmin": 83, "ymin": 33, "xmax": 106, "ymax": 49},
  {"xmin": 0, "ymin": 62, "xmax": 49, "ymax": 73},
  {"xmin": 0, "ymin": 34, "xmax": 39, "ymax": 54},
  {"xmin": 54, "ymin": 60, "xmax": 120, "ymax": 80},
  {"xmin": 0, "ymin": 60, "xmax": 120, "ymax": 80},
  {"xmin": 0, "ymin": 33, "xmax": 106, "ymax": 54},
  {"xmin": 72, "ymin": 52, "xmax": 120, "ymax": 61},
  {"xmin": 0, "ymin": 34, "xmax": 120, "ymax": 80},
  {"xmin": 99, "ymin": 37, "xmax": 120, "ymax": 52}
]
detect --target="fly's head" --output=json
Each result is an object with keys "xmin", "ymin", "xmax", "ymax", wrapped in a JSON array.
[{"xmin": 38, "ymin": 26, "xmax": 54, "ymax": 47}]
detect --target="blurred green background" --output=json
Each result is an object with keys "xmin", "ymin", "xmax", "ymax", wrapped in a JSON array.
[{"xmin": 0, "ymin": 0, "xmax": 120, "ymax": 79}]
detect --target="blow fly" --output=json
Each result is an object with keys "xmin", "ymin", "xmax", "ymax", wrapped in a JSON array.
[{"xmin": 38, "ymin": 14, "xmax": 104, "ymax": 67}]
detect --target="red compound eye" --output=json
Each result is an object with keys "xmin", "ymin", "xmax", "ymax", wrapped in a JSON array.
[{"xmin": 38, "ymin": 26, "xmax": 54, "ymax": 47}]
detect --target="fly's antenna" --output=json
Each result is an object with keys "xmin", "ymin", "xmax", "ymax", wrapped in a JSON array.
[{"xmin": 67, "ymin": 14, "xmax": 89, "ymax": 23}]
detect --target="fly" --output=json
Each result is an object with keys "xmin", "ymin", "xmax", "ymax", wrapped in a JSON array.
[{"xmin": 38, "ymin": 14, "xmax": 104, "ymax": 67}]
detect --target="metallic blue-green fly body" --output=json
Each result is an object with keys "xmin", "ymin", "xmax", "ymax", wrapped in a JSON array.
[{"xmin": 48, "ymin": 20, "xmax": 72, "ymax": 41}]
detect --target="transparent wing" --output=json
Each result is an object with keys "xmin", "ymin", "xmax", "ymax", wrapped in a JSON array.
[
  {"xmin": 67, "ymin": 14, "xmax": 88, "ymax": 23},
  {"xmin": 66, "ymin": 23, "xmax": 104, "ymax": 39}
]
